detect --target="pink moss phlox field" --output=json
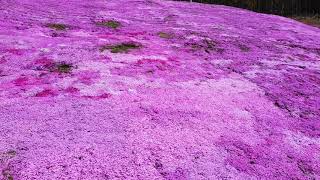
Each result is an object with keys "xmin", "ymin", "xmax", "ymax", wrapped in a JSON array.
[{"xmin": 0, "ymin": 0, "xmax": 320, "ymax": 179}]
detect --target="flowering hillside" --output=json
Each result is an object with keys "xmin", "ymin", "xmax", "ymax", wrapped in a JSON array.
[{"xmin": 0, "ymin": 0, "xmax": 319, "ymax": 179}]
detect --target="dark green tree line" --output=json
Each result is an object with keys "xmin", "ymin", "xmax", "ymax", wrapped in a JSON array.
[{"xmin": 175, "ymin": 0, "xmax": 320, "ymax": 16}]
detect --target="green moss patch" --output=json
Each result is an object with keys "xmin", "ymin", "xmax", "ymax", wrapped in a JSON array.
[
  {"xmin": 5, "ymin": 150, "xmax": 16, "ymax": 158},
  {"xmin": 96, "ymin": 20, "xmax": 121, "ymax": 29},
  {"xmin": 186, "ymin": 39, "xmax": 224, "ymax": 54},
  {"xmin": 158, "ymin": 32, "xmax": 173, "ymax": 39},
  {"xmin": 239, "ymin": 44, "xmax": 250, "ymax": 52},
  {"xmin": 46, "ymin": 23, "xmax": 68, "ymax": 31},
  {"xmin": 56, "ymin": 63, "xmax": 73, "ymax": 73},
  {"xmin": 203, "ymin": 39, "xmax": 216, "ymax": 51},
  {"xmin": 100, "ymin": 42, "xmax": 140, "ymax": 53},
  {"xmin": 2, "ymin": 169, "xmax": 13, "ymax": 180},
  {"xmin": 48, "ymin": 62, "xmax": 74, "ymax": 73}
]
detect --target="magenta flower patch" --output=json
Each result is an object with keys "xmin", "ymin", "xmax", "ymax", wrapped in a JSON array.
[{"xmin": 0, "ymin": 0, "xmax": 319, "ymax": 179}]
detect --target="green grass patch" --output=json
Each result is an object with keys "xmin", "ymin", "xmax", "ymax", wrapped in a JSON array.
[
  {"xmin": 2, "ymin": 169, "xmax": 13, "ymax": 180},
  {"xmin": 46, "ymin": 23, "xmax": 68, "ymax": 31},
  {"xmin": 55, "ymin": 63, "xmax": 73, "ymax": 73},
  {"xmin": 96, "ymin": 20, "xmax": 121, "ymax": 29},
  {"xmin": 5, "ymin": 150, "xmax": 16, "ymax": 157},
  {"xmin": 158, "ymin": 32, "xmax": 173, "ymax": 39},
  {"xmin": 47, "ymin": 62, "xmax": 73, "ymax": 73},
  {"xmin": 238, "ymin": 44, "xmax": 250, "ymax": 52},
  {"xmin": 100, "ymin": 42, "xmax": 140, "ymax": 53}
]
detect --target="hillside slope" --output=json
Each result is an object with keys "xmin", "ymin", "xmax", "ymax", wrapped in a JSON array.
[{"xmin": 0, "ymin": 0, "xmax": 320, "ymax": 179}]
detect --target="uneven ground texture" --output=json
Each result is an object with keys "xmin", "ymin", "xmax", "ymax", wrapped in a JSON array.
[{"xmin": 0, "ymin": 0, "xmax": 320, "ymax": 179}]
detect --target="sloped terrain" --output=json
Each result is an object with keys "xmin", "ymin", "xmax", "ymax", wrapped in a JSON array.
[{"xmin": 0, "ymin": 0, "xmax": 320, "ymax": 179}]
